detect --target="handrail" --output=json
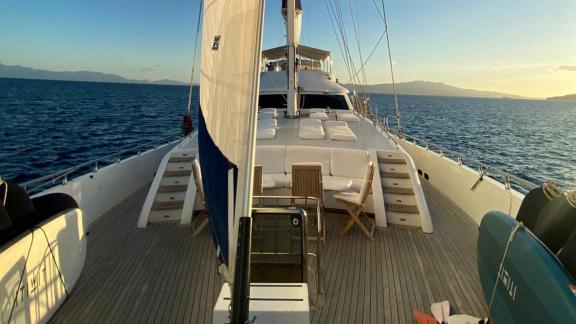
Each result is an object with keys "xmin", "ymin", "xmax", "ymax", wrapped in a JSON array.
[
  {"xmin": 359, "ymin": 110, "xmax": 539, "ymax": 193},
  {"xmin": 386, "ymin": 130, "xmax": 538, "ymax": 192},
  {"xmin": 21, "ymin": 132, "xmax": 184, "ymax": 194}
]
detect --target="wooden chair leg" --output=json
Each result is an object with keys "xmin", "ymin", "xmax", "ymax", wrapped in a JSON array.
[{"xmin": 339, "ymin": 206, "xmax": 358, "ymax": 235}]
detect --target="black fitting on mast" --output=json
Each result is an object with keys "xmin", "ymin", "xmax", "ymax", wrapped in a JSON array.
[{"xmin": 230, "ymin": 216, "xmax": 253, "ymax": 324}]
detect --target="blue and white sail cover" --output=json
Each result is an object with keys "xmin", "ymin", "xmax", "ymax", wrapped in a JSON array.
[{"xmin": 198, "ymin": 0, "xmax": 264, "ymax": 266}]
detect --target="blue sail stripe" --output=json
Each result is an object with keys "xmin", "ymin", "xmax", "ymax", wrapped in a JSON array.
[{"xmin": 198, "ymin": 105, "xmax": 237, "ymax": 265}]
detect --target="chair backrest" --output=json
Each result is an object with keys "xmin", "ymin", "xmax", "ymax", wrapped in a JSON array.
[
  {"xmin": 253, "ymin": 165, "xmax": 263, "ymax": 196},
  {"xmin": 192, "ymin": 159, "xmax": 206, "ymax": 208},
  {"xmin": 291, "ymin": 164, "xmax": 323, "ymax": 200},
  {"xmin": 358, "ymin": 161, "xmax": 375, "ymax": 204}
]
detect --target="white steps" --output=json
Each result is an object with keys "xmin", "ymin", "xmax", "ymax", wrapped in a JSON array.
[
  {"xmin": 138, "ymin": 149, "xmax": 208, "ymax": 233},
  {"xmin": 377, "ymin": 151, "xmax": 422, "ymax": 228}
]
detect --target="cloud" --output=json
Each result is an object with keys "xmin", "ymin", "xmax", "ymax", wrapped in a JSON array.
[{"xmin": 556, "ymin": 65, "xmax": 576, "ymax": 71}]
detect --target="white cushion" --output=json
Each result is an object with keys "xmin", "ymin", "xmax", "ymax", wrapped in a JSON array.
[
  {"xmin": 322, "ymin": 176, "xmax": 352, "ymax": 191},
  {"xmin": 336, "ymin": 111, "xmax": 359, "ymax": 122},
  {"xmin": 257, "ymin": 127, "xmax": 276, "ymax": 140},
  {"xmin": 331, "ymin": 176, "xmax": 364, "ymax": 192},
  {"xmin": 310, "ymin": 112, "xmax": 328, "ymax": 120},
  {"xmin": 258, "ymin": 112, "xmax": 276, "ymax": 120},
  {"xmin": 326, "ymin": 126, "xmax": 357, "ymax": 141},
  {"xmin": 262, "ymin": 174, "xmax": 276, "ymax": 189},
  {"xmin": 260, "ymin": 108, "xmax": 277, "ymax": 116},
  {"xmin": 268, "ymin": 173, "xmax": 290, "ymax": 188},
  {"xmin": 334, "ymin": 192, "xmax": 361, "ymax": 204},
  {"xmin": 330, "ymin": 148, "xmax": 369, "ymax": 178},
  {"xmin": 285, "ymin": 146, "xmax": 331, "ymax": 175},
  {"xmin": 310, "ymin": 108, "xmax": 326, "ymax": 113},
  {"xmin": 298, "ymin": 125, "xmax": 325, "ymax": 139},
  {"xmin": 258, "ymin": 119, "xmax": 277, "ymax": 128},
  {"xmin": 255, "ymin": 146, "xmax": 285, "ymax": 174}
]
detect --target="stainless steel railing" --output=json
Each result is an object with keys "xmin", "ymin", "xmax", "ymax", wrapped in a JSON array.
[
  {"xmin": 361, "ymin": 112, "xmax": 539, "ymax": 193},
  {"xmin": 21, "ymin": 132, "xmax": 184, "ymax": 195}
]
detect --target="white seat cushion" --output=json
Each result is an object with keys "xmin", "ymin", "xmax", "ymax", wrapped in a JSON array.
[
  {"xmin": 336, "ymin": 111, "xmax": 360, "ymax": 122},
  {"xmin": 260, "ymin": 108, "xmax": 277, "ymax": 116},
  {"xmin": 257, "ymin": 127, "xmax": 276, "ymax": 140},
  {"xmin": 258, "ymin": 119, "xmax": 277, "ymax": 128},
  {"xmin": 256, "ymin": 146, "xmax": 285, "ymax": 174},
  {"xmin": 331, "ymin": 176, "xmax": 364, "ymax": 192},
  {"xmin": 334, "ymin": 192, "xmax": 361, "ymax": 205},
  {"xmin": 286, "ymin": 146, "xmax": 331, "ymax": 175},
  {"xmin": 268, "ymin": 173, "xmax": 290, "ymax": 188},
  {"xmin": 326, "ymin": 125, "xmax": 357, "ymax": 141},
  {"xmin": 262, "ymin": 174, "xmax": 276, "ymax": 189},
  {"xmin": 298, "ymin": 125, "xmax": 325, "ymax": 139},
  {"xmin": 310, "ymin": 112, "xmax": 328, "ymax": 120},
  {"xmin": 310, "ymin": 108, "xmax": 326, "ymax": 113},
  {"xmin": 330, "ymin": 148, "xmax": 369, "ymax": 179},
  {"xmin": 258, "ymin": 112, "xmax": 276, "ymax": 120},
  {"xmin": 323, "ymin": 176, "xmax": 352, "ymax": 191}
]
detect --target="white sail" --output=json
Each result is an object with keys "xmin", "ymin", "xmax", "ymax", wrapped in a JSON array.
[{"xmin": 198, "ymin": 0, "xmax": 265, "ymax": 268}]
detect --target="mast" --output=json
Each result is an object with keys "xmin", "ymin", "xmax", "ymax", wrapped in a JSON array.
[{"xmin": 283, "ymin": 0, "xmax": 302, "ymax": 117}]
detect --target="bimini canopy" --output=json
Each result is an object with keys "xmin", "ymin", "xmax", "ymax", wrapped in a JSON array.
[
  {"xmin": 262, "ymin": 45, "xmax": 331, "ymax": 61},
  {"xmin": 260, "ymin": 70, "xmax": 348, "ymax": 94}
]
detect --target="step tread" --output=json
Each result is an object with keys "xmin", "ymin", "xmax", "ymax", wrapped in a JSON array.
[
  {"xmin": 381, "ymin": 172, "xmax": 411, "ymax": 179},
  {"xmin": 158, "ymin": 184, "xmax": 188, "ymax": 193},
  {"xmin": 164, "ymin": 170, "xmax": 192, "ymax": 177},
  {"xmin": 169, "ymin": 156, "xmax": 194, "ymax": 163},
  {"xmin": 385, "ymin": 203, "xmax": 419, "ymax": 214},
  {"xmin": 382, "ymin": 186, "xmax": 414, "ymax": 195},
  {"xmin": 378, "ymin": 158, "xmax": 407, "ymax": 164},
  {"xmin": 152, "ymin": 200, "xmax": 185, "ymax": 210}
]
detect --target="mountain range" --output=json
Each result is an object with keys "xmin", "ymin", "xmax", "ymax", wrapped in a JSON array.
[
  {"xmin": 0, "ymin": 64, "xmax": 186, "ymax": 85},
  {"xmin": 344, "ymin": 81, "xmax": 526, "ymax": 99},
  {"xmin": 0, "ymin": 64, "xmax": 539, "ymax": 99},
  {"xmin": 546, "ymin": 94, "xmax": 576, "ymax": 101}
]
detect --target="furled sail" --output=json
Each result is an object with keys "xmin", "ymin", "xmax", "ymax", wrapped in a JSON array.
[{"xmin": 198, "ymin": 0, "xmax": 265, "ymax": 267}]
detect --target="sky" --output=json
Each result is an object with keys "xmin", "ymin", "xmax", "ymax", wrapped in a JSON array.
[{"xmin": 0, "ymin": 0, "xmax": 575, "ymax": 98}]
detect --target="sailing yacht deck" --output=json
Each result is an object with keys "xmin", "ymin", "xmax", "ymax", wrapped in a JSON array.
[
  {"xmin": 257, "ymin": 113, "xmax": 397, "ymax": 151},
  {"xmin": 51, "ymin": 181, "xmax": 487, "ymax": 323}
]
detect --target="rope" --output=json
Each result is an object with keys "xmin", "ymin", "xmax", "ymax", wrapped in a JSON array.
[
  {"xmin": 488, "ymin": 223, "xmax": 523, "ymax": 313},
  {"xmin": 186, "ymin": 0, "xmax": 204, "ymax": 114},
  {"xmin": 381, "ymin": 0, "xmax": 401, "ymax": 132}
]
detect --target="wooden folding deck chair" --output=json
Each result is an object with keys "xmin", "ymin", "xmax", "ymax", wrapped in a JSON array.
[
  {"xmin": 291, "ymin": 163, "xmax": 324, "ymax": 240},
  {"xmin": 191, "ymin": 159, "xmax": 210, "ymax": 236},
  {"xmin": 335, "ymin": 161, "xmax": 375, "ymax": 240}
]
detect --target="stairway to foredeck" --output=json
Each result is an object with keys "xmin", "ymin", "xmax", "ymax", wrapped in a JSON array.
[
  {"xmin": 148, "ymin": 152, "xmax": 194, "ymax": 223},
  {"xmin": 377, "ymin": 151, "xmax": 422, "ymax": 228}
]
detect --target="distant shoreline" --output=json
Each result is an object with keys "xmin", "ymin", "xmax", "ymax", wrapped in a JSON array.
[{"xmin": 0, "ymin": 77, "xmax": 550, "ymax": 101}]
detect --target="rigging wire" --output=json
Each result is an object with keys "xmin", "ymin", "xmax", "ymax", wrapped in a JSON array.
[
  {"xmin": 381, "ymin": 0, "xmax": 402, "ymax": 132},
  {"xmin": 186, "ymin": 0, "xmax": 204, "ymax": 115}
]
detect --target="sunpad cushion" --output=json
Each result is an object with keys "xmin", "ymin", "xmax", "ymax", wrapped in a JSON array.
[
  {"xmin": 310, "ymin": 112, "xmax": 329, "ymax": 120},
  {"xmin": 323, "ymin": 176, "xmax": 353, "ymax": 191},
  {"xmin": 336, "ymin": 112, "xmax": 360, "ymax": 122},
  {"xmin": 257, "ymin": 127, "xmax": 276, "ymax": 140},
  {"xmin": 326, "ymin": 126, "xmax": 357, "ymax": 141},
  {"xmin": 262, "ymin": 174, "xmax": 276, "ymax": 189},
  {"xmin": 299, "ymin": 119, "xmax": 324, "ymax": 139}
]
